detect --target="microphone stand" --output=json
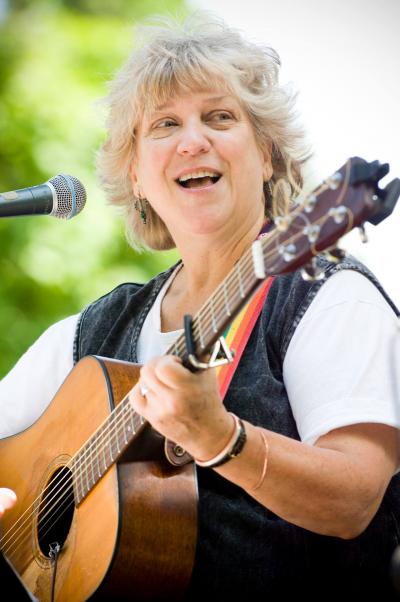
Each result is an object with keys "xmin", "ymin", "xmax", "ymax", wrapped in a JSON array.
[{"xmin": 390, "ymin": 318, "xmax": 400, "ymax": 595}]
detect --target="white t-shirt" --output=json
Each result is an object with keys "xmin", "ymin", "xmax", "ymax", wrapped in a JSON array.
[{"xmin": 1, "ymin": 270, "xmax": 399, "ymax": 449}]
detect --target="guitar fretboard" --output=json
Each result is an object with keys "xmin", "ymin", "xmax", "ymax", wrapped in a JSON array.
[
  {"xmin": 168, "ymin": 247, "xmax": 264, "ymax": 360},
  {"xmin": 71, "ymin": 401, "xmax": 145, "ymax": 504}
]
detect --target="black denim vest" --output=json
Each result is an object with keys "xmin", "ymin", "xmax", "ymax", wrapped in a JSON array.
[{"xmin": 74, "ymin": 257, "xmax": 400, "ymax": 600}]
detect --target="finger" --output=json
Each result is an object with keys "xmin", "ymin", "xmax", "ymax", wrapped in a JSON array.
[
  {"xmin": 128, "ymin": 381, "xmax": 149, "ymax": 414},
  {"xmin": 141, "ymin": 355, "xmax": 191, "ymax": 390},
  {"xmin": 0, "ymin": 488, "xmax": 17, "ymax": 513}
]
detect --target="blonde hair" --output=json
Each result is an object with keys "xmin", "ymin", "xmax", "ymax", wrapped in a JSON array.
[{"xmin": 97, "ymin": 12, "xmax": 310, "ymax": 251}]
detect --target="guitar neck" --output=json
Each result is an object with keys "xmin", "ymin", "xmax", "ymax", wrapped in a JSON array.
[
  {"xmin": 167, "ymin": 248, "xmax": 264, "ymax": 362},
  {"xmin": 69, "ymin": 156, "xmax": 400, "ymax": 503},
  {"xmin": 69, "ymin": 252, "xmax": 264, "ymax": 503},
  {"xmin": 71, "ymin": 397, "xmax": 146, "ymax": 505}
]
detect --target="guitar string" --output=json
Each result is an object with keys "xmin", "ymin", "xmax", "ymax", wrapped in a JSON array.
[
  {"xmin": 7, "ymin": 408, "xmax": 146, "ymax": 563},
  {"xmin": 1, "ymin": 169, "xmax": 353, "ymax": 561},
  {"xmin": 176, "ymin": 183, "xmax": 350, "ymax": 356},
  {"xmin": 0, "ymin": 177, "xmax": 351, "ymax": 560},
  {"xmin": 0, "ymin": 397, "xmax": 139, "ymax": 554},
  {"xmin": 176, "ymin": 176, "xmax": 348, "ymax": 351},
  {"xmin": 0, "ymin": 242, "xmax": 276, "ymax": 558},
  {"xmin": 0, "ymin": 227, "xmax": 281, "ymax": 559},
  {"xmin": 1, "ymin": 194, "xmax": 352, "ymax": 562},
  {"xmin": 0, "ymin": 399, "xmax": 140, "ymax": 558}
]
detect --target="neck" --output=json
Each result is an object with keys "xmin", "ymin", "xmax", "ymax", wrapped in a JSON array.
[{"xmin": 171, "ymin": 215, "xmax": 265, "ymax": 301}]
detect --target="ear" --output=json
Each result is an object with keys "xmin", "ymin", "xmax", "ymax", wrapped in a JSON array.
[
  {"xmin": 263, "ymin": 160, "xmax": 273, "ymax": 182},
  {"xmin": 260, "ymin": 141, "xmax": 273, "ymax": 182},
  {"xmin": 129, "ymin": 162, "xmax": 140, "ymax": 198}
]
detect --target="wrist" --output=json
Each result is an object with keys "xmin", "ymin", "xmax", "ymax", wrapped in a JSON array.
[{"xmin": 194, "ymin": 413, "xmax": 247, "ymax": 468}]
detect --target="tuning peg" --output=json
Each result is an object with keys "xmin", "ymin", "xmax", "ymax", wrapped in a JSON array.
[
  {"xmin": 274, "ymin": 215, "xmax": 292, "ymax": 231},
  {"xmin": 325, "ymin": 171, "xmax": 343, "ymax": 190},
  {"xmin": 321, "ymin": 247, "xmax": 347, "ymax": 263},
  {"xmin": 301, "ymin": 257, "xmax": 325, "ymax": 281}
]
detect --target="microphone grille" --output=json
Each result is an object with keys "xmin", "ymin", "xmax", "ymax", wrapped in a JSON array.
[{"xmin": 48, "ymin": 174, "xmax": 87, "ymax": 219}]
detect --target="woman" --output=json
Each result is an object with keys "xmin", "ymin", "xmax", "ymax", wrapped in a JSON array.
[{"xmin": 1, "ymin": 13, "xmax": 400, "ymax": 600}]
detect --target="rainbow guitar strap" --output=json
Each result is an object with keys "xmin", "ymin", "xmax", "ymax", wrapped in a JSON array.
[{"xmin": 216, "ymin": 221, "xmax": 274, "ymax": 399}]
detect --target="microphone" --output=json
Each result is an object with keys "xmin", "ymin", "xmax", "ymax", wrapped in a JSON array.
[{"xmin": 0, "ymin": 174, "xmax": 86, "ymax": 219}]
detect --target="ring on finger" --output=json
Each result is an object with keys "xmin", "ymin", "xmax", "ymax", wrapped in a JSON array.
[{"xmin": 140, "ymin": 383, "xmax": 149, "ymax": 397}]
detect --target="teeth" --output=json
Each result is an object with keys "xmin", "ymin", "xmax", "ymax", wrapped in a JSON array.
[{"xmin": 178, "ymin": 170, "xmax": 220, "ymax": 183}]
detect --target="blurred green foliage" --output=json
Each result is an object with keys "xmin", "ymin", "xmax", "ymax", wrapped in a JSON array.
[{"xmin": 0, "ymin": 0, "xmax": 186, "ymax": 376}]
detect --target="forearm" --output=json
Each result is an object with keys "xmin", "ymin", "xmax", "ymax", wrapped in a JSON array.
[{"xmin": 213, "ymin": 421, "xmax": 382, "ymax": 539}]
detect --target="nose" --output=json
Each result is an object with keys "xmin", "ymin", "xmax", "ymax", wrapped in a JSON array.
[{"xmin": 176, "ymin": 122, "xmax": 211, "ymax": 156}]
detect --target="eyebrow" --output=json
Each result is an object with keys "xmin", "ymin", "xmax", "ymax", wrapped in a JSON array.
[{"xmin": 153, "ymin": 95, "xmax": 233, "ymax": 113}]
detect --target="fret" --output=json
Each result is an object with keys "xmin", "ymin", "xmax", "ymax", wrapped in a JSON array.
[
  {"xmin": 120, "ymin": 404, "xmax": 127, "ymax": 446},
  {"xmin": 236, "ymin": 261, "xmax": 245, "ymax": 298},
  {"xmin": 96, "ymin": 432, "xmax": 104, "ymax": 474},
  {"xmin": 95, "ymin": 429, "xmax": 102, "ymax": 478},
  {"xmin": 71, "ymin": 457, "xmax": 82, "ymax": 504},
  {"xmin": 70, "ymin": 403, "xmax": 149, "ymax": 507},
  {"xmin": 209, "ymin": 295, "xmax": 217, "ymax": 334},
  {"xmin": 83, "ymin": 450, "xmax": 90, "ymax": 497},
  {"xmin": 197, "ymin": 312, "xmax": 205, "ymax": 349},
  {"xmin": 90, "ymin": 441, "xmax": 96, "ymax": 489},
  {"xmin": 108, "ymin": 419, "xmax": 114, "ymax": 465},
  {"xmin": 223, "ymin": 281, "xmax": 231, "ymax": 317},
  {"xmin": 129, "ymin": 403, "xmax": 136, "ymax": 435},
  {"xmin": 77, "ymin": 456, "xmax": 85, "ymax": 501},
  {"xmin": 123, "ymin": 403, "xmax": 129, "ymax": 444},
  {"xmin": 114, "ymin": 409, "xmax": 121, "ymax": 455},
  {"xmin": 124, "ymin": 404, "xmax": 138, "ymax": 442},
  {"xmin": 170, "ymin": 336, "xmax": 181, "ymax": 358},
  {"xmin": 100, "ymin": 422, "xmax": 107, "ymax": 473}
]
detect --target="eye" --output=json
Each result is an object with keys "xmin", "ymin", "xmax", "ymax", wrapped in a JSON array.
[
  {"xmin": 211, "ymin": 111, "xmax": 233, "ymax": 121},
  {"xmin": 154, "ymin": 118, "xmax": 177, "ymax": 129},
  {"xmin": 208, "ymin": 111, "xmax": 235, "ymax": 125}
]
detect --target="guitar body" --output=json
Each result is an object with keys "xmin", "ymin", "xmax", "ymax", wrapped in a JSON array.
[{"xmin": 0, "ymin": 356, "xmax": 198, "ymax": 601}]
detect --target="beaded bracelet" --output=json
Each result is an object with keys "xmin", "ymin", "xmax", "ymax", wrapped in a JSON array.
[{"xmin": 195, "ymin": 413, "xmax": 247, "ymax": 468}]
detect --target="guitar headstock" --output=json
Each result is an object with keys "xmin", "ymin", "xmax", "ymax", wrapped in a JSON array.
[{"xmin": 263, "ymin": 156, "xmax": 400, "ymax": 277}]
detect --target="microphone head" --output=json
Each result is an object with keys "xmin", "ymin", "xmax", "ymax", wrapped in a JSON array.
[{"xmin": 47, "ymin": 174, "xmax": 87, "ymax": 219}]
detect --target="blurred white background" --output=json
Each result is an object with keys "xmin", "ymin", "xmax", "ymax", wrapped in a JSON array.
[{"xmin": 191, "ymin": 0, "xmax": 400, "ymax": 303}]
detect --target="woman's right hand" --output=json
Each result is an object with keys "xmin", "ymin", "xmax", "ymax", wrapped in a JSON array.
[{"xmin": 0, "ymin": 488, "xmax": 16, "ymax": 518}]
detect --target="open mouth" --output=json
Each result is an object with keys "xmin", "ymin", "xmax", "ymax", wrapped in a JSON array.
[{"xmin": 176, "ymin": 170, "xmax": 222, "ymax": 189}]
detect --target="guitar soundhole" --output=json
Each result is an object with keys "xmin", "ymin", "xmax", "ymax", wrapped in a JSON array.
[{"xmin": 37, "ymin": 466, "xmax": 75, "ymax": 558}]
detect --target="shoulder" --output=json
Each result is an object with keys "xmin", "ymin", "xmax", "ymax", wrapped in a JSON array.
[
  {"xmin": 262, "ymin": 255, "xmax": 398, "ymax": 358},
  {"xmin": 82, "ymin": 263, "xmax": 180, "ymax": 315},
  {"xmin": 303, "ymin": 268, "xmax": 398, "ymax": 319},
  {"xmin": 81, "ymin": 281, "xmax": 144, "ymax": 318},
  {"xmin": 0, "ymin": 313, "xmax": 80, "ymax": 436},
  {"xmin": 74, "ymin": 264, "xmax": 180, "ymax": 361},
  {"xmin": 283, "ymin": 267, "xmax": 399, "ymax": 445}
]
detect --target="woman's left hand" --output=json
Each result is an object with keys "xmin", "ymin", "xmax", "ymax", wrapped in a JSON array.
[{"xmin": 129, "ymin": 354, "xmax": 233, "ymax": 461}]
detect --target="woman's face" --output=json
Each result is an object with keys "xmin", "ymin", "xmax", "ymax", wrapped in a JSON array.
[{"xmin": 130, "ymin": 88, "xmax": 272, "ymax": 241}]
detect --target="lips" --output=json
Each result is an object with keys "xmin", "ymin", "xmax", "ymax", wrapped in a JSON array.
[
  {"xmin": 175, "ymin": 168, "xmax": 222, "ymax": 189},
  {"xmin": 180, "ymin": 175, "xmax": 220, "ymax": 188}
]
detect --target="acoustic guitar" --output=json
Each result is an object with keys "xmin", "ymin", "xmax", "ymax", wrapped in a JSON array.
[{"xmin": 0, "ymin": 157, "xmax": 398, "ymax": 601}]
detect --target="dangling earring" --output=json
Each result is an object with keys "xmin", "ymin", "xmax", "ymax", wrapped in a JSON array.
[
  {"xmin": 267, "ymin": 179, "xmax": 273, "ymax": 200},
  {"xmin": 134, "ymin": 195, "xmax": 149, "ymax": 225},
  {"xmin": 263, "ymin": 179, "xmax": 274, "ymax": 221}
]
